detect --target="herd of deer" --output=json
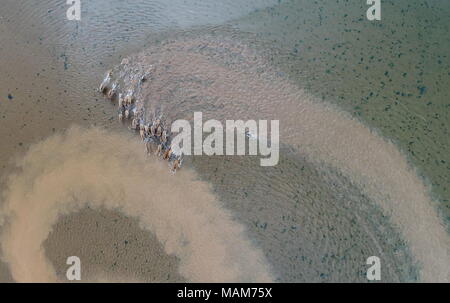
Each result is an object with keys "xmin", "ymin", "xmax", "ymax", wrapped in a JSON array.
[{"xmin": 99, "ymin": 69, "xmax": 183, "ymax": 173}]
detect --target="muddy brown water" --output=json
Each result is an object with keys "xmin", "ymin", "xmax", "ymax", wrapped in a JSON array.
[{"xmin": 0, "ymin": 0, "xmax": 449, "ymax": 282}]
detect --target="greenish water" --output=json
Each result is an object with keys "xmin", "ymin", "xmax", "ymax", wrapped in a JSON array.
[{"xmin": 234, "ymin": 0, "xmax": 450, "ymax": 222}]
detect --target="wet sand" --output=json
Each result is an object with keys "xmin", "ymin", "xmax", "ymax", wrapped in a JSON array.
[{"xmin": 44, "ymin": 208, "xmax": 185, "ymax": 282}]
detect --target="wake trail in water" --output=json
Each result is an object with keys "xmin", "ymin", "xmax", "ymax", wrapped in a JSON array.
[
  {"xmin": 0, "ymin": 126, "xmax": 273, "ymax": 282},
  {"xmin": 99, "ymin": 32, "xmax": 449, "ymax": 282},
  {"xmin": 0, "ymin": 30, "xmax": 448, "ymax": 282}
]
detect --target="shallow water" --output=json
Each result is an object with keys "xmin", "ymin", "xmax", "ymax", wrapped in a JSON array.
[
  {"xmin": 0, "ymin": 0, "xmax": 449, "ymax": 282},
  {"xmin": 0, "ymin": 0, "xmax": 277, "ymax": 282},
  {"xmin": 235, "ymin": 0, "xmax": 450, "ymax": 214}
]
